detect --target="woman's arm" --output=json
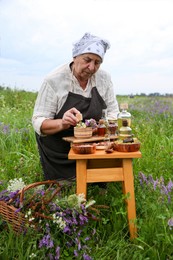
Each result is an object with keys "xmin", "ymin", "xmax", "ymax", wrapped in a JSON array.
[{"xmin": 40, "ymin": 107, "xmax": 81, "ymax": 135}]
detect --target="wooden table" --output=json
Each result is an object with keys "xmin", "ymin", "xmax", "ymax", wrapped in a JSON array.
[{"xmin": 68, "ymin": 149, "xmax": 142, "ymax": 239}]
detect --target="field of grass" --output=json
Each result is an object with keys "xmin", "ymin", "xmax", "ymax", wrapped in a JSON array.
[{"xmin": 0, "ymin": 87, "xmax": 173, "ymax": 259}]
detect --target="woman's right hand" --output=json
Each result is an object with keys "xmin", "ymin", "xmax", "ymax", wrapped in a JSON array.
[
  {"xmin": 40, "ymin": 107, "xmax": 82, "ymax": 135},
  {"xmin": 62, "ymin": 107, "xmax": 82, "ymax": 127}
]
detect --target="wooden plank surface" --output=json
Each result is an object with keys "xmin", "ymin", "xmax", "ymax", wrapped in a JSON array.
[
  {"xmin": 68, "ymin": 148, "xmax": 142, "ymax": 159},
  {"xmin": 63, "ymin": 135, "xmax": 118, "ymax": 143}
]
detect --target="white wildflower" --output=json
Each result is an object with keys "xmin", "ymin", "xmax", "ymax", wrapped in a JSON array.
[
  {"xmin": 55, "ymin": 198, "xmax": 60, "ymax": 204},
  {"xmin": 7, "ymin": 178, "xmax": 26, "ymax": 192},
  {"xmin": 67, "ymin": 193, "xmax": 86, "ymax": 209},
  {"xmin": 28, "ymin": 209, "xmax": 32, "ymax": 216},
  {"xmin": 77, "ymin": 193, "xmax": 86, "ymax": 204},
  {"xmin": 30, "ymin": 224, "xmax": 35, "ymax": 228},
  {"xmin": 29, "ymin": 217, "xmax": 35, "ymax": 222},
  {"xmin": 52, "ymin": 213, "xmax": 56, "ymax": 219},
  {"xmin": 29, "ymin": 253, "xmax": 37, "ymax": 258},
  {"xmin": 25, "ymin": 209, "xmax": 32, "ymax": 219},
  {"xmin": 85, "ymin": 199, "xmax": 96, "ymax": 208},
  {"xmin": 52, "ymin": 214, "xmax": 66, "ymax": 230},
  {"xmin": 34, "ymin": 184, "xmax": 45, "ymax": 191}
]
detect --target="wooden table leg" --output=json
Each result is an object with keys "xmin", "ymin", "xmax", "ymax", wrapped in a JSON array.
[
  {"xmin": 122, "ymin": 158, "xmax": 137, "ymax": 239},
  {"xmin": 76, "ymin": 159, "xmax": 87, "ymax": 198}
]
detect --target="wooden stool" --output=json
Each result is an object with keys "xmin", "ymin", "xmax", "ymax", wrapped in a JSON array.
[{"xmin": 68, "ymin": 149, "xmax": 141, "ymax": 239}]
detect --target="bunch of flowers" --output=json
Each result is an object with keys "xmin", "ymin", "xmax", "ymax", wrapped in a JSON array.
[
  {"xmin": 76, "ymin": 118, "xmax": 97, "ymax": 129},
  {"xmin": 0, "ymin": 178, "xmax": 98, "ymax": 259},
  {"xmin": 138, "ymin": 172, "xmax": 173, "ymax": 232},
  {"xmin": 84, "ymin": 119, "xmax": 97, "ymax": 129}
]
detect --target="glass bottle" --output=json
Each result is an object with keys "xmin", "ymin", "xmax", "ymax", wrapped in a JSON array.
[
  {"xmin": 117, "ymin": 103, "xmax": 131, "ymax": 130},
  {"xmin": 97, "ymin": 119, "xmax": 107, "ymax": 136},
  {"xmin": 108, "ymin": 120, "xmax": 118, "ymax": 136},
  {"xmin": 118, "ymin": 119, "xmax": 132, "ymax": 140}
]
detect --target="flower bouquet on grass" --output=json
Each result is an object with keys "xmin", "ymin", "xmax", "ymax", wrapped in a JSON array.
[{"xmin": 0, "ymin": 178, "xmax": 98, "ymax": 259}]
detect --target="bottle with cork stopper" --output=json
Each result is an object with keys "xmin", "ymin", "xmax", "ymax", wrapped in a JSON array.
[
  {"xmin": 118, "ymin": 119, "xmax": 132, "ymax": 140},
  {"xmin": 117, "ymin": 103, "xmax": 131, "ymax": 130},
  {"xmin": 97, "ymin": 109, "xmax": 108, "ymax": 136},
  {"xmin": 97, "ymin": 119, "xmax": 107, "ymax": 136}
]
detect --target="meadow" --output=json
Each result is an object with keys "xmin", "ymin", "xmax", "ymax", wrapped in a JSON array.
[{"xmin": 0, "ymin": 87, "xmax": 173, "ymax": 259}]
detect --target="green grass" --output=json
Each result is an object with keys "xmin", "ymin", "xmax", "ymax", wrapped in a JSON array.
[{"xmin": 0, "ymin": 87, "xmax": 173, "ymax": 259}]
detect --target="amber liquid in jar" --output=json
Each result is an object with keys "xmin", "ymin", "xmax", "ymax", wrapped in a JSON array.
[
  {"xmin": 108, "ymin": 121, "xmax": 118, "ymax": 135},
  {"xmin": 97, "ymin": 119, "xmax": 106, "ymax": 136},
  {"xmin": 117, "ymin": 103, "xmax": 131, "ymax": 130},
  {"xmin": 97, "ymin": 127, "xmax": 106, "ymax": 136}
]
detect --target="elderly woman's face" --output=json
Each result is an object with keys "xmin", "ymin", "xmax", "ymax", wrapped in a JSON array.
[{"xmin": 73, "ymin": 53, "xmax": 102, "ymax": 80}]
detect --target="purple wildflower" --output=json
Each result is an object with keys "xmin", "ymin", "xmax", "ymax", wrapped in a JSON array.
[
  {"xmin": 83, "ymin": 253, "xmax": 93, "ymax": 260},
  {"xmin": 15, "ymin": 208, "xmax": 22, "ymax": 213},
  {"xmin": 138, "ymin": 173, "xmax": 173, "ymax": 203},
  {"xmin": 77, "ymin": 230, "xmax": 82, "ymax": 237},
  {"xmin": 2, "ymin": 124, "xmax": 10, "ymax": 134},
  {"xmin": 153, "ymin": 179, "xmax": 159, "ymax": 190},
  {"xmin": 92, "ymin": 228, "xmax": 96, "ymax": 236},
  {"xmin": 160, "ymin": 184, "xmax": 168, "ymax": 196},
  {"xmin": 55, "ymin": 246, "xmax": 60, "ymax": 259},
  {"xmin": 39, "ymin": 234, "xmax": 54, "ymax": 249},
  {"xmin": 0, "ymin": 190, "xmax": 6, "ymax": 195},
  {"xmin": 168, "ymin": 218, "xmax": 173, "ymax": 230},
  {"xmin": 74, "ymin": 250, "xmax": 78, "ymax": 257},
  {"xmin": 79, "ymin": 214, "xmax": 88, "ymax": 225},
  {"xmin": 84, "ymin": 119, "xmax": 97, "ymax": 128},
  {"xmin": 72, "ymin": 217, "xmax": 78, "ymax": 225},
  {"xmin": 36, "ymin": 189, "xmax": 45, "ymax": 196},
  {"xmin": 167, "ymin": 180, "xmax": 173, "ymax": 193},
  {"xmin": 138, "ymin": 172, "xmax": 148, "ymax": 186},
  {"xmin": 9, "ymin": 190, "xmax": 19, "ymax": 199},
  {"xmin": 75, "ymin": 238, "xmax": 81, "ymax": 251},
  {"xmin": 63, "ymin": 226, "xmax": 71, "ymax": 234},
  {"xmin": 47, "ymin": 253, "xmax": 54, "ymax": 260}
]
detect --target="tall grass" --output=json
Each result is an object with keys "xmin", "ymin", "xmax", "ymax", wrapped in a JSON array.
[{"xmin": 0, "ymin": 87, "xmax": 173, "ymax": 259}]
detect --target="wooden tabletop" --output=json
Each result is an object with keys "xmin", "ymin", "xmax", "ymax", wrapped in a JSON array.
[
  {"xmin": 68, "ymin": 148, "xmax": 142, "ymax": 159},
  {"xmin": 63, "ymin": 135, "xmax": 118, "ymax": 144}
]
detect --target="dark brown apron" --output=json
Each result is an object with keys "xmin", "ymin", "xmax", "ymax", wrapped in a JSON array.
[{"xmin": 35, "ymin": 87, "xmax": 107, "ymax": 180}]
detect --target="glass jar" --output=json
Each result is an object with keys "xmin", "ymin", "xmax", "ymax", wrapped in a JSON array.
[
  {"xmin": 108, "ymin": 120, "xmax": 118, "ymax": 136},
  {"xmin": 118, "ymin": 119, "xmax": 132, "ymax": 140},
  {"xmin": 97, "ymin": 119, "xmax": 107, "ymax": 136},
  {"xmin": 101, "ymin": 109, "xmax": 108, "ymax": 120},
  {"xmin": 117, "ymin": 103, "xmax": 131, "ymax": 130}
]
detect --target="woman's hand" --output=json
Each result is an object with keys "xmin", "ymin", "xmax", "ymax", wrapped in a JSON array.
[
  {"xmin": 62, "ymin": 107, "xmax": 82, "ymax": 127},
  {"xmin": 40, "ymin": 108, "xmax": 82, "ymax": 135}
]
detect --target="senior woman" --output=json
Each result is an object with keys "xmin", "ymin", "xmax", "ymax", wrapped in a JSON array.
[{"xmin": 32, "ymin": 32, "xmax": 119, "ymax": 182}]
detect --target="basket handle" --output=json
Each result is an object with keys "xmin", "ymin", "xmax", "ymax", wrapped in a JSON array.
[{"xmin": 8, "ymin": 180, "xmax": 61, "ymax": 206}]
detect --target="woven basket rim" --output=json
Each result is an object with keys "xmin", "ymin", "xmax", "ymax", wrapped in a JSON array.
[{"xmin": 0, "ymin": 180, "xmax": 61, "ymax": 232}]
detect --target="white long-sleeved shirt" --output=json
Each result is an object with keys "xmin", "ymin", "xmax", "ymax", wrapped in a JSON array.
[{"xmin": 32, "ymin": 63, "xmax": 119, "ymax": 135}]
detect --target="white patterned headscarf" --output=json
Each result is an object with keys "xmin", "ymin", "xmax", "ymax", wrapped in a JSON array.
[{"xmin": 72, "ymin": 32, "xmax": 110, "ymax": 60}]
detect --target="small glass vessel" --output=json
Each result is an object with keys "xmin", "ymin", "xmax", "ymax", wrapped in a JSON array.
[
  {"xmin": 118, "ymin": 119, "xmax": 132, "ymax": 140},
  {"xmin": 101, "ymin": 109, "xmax": 108, "ymax": 120},
  {"xmin": 97, "ymin": 119, "xmax": 107, "ymax": 136},
  {"xmin": 108, "ymin": 120, "xmax": 118, "ymax": 135},
  {"xmin": 117, "ymin": 103, "xmax": 131, "ymax": 130}
]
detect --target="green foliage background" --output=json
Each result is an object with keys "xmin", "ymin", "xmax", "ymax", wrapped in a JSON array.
[{"xmin": 0, "ymin": 87, "xmax": 173, "ymax": 259}]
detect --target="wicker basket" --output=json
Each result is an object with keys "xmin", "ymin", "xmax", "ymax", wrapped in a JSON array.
[{"xmin": 0, "ymin": 180, "xmax": 61, "ymax": 232}]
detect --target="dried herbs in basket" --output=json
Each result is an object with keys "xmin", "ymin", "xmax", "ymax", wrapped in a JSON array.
[
  {"xmin": 0, "ymin": 179, "xmax": 96, "ymax": 232},
  {"xmin": 0, "ymin": 178, "xmax": 105, "ymax": 258}
]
